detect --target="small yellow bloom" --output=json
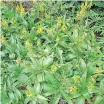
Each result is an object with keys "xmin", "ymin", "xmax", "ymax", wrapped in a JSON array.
[
  {"xmin": 51, "ymin": 64, "xmax": 57, "ymax": 72},
  {"xmin": 72, "ymin": 75, "xmax": 80, "ymax": 83},
  {"xmin": 45, "ymin": 13, "xmax": 50, "ymax": 18},
  {"xmin": 87, "ymin": 2, "xmax": 92, "ymax": 9},
  {"xmin": 37, "ymin": 26, "xmax": 43, "ymax": 34},
  {"xmin": 88, "ymin": 84, "xmax": 94, "ymax": 90},
  {"xmin": 0, "ymin": 35, "xmax": 7, "ymax": 44},
  {"xmin": 69, "ymin": 86, "xmax": 78, "ymax": 93},
  {"xmin": 76, "ymin": 1, "xmax": 92, "ymax": 20},
  {"xmin": 20, "ymin": 7, "xmax": 25, "ymax": 15},
  {"xmin": 22, "ymin": 28, "xmax": 27, "ymax": 34},
  {"xmin": 39, "ymin": 2, "xmax": 45, "ymax": 10},
  {"xmin": 91, "ymin": 77, "xmax": 96, "ymax": 84},
  {"xmin": 92, "ymin": 74, "xmax": 98, "ymax": 79},
  {"xmin": 97, "ymin": 67, "xmax": 102, "ymax": 73},
  {"xmin": 16, "ymin": 58, "xmax": 21, "ymax": 64},
  {"xmin": 1, "ymin": 19, "xmax": 8, "ymax": 27},
  {"xmin": 56, "ymin": 36, "xmax": 60, "ymax": 42},
  {"xmin": 16, "ymin": 3, "xmax": 25, "ymax": 15},
  {"xmin": 61, "ymin": 23, "xmax": 67, "ymax": 32},
  {"xmin": 10, "ymin": 18, "xmax": 15, "ymax": 24},
  {"xmin": 20, "ymin": 28, "xmax": 27, "ymax": 39},
  {"xmin": 56, "ymin": 17, "xmax": 61, "ymax": 28},
  {"xmin": 25, "ymin": 40, "xmax": 32, "ymax": 47},
  {"xmin": 25, "ymin": 89, "xmax": 32, "ymax": 97}
]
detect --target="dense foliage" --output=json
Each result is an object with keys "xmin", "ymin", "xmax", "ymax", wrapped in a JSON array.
[{"xmin": 1, "ymin": 1, "xmax": 104, "ymax": 104}]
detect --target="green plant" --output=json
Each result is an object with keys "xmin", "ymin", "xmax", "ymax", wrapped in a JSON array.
[{"xmin": 1, "ymin": 1, "xmax": 104, "ymax": 104}]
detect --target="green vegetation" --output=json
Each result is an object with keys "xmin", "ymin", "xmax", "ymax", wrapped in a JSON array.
[{"xmin": 1, "ymin": 1, "xmax": 104, "ymax": 104}]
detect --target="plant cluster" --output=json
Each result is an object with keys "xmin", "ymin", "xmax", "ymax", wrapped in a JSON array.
[{"xmin": 1, "ymin": 1, "xmax": 104, "ymax": 104}]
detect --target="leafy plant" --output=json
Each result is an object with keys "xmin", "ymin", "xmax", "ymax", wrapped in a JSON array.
[{"xmin": 1, "ymin": 0, "xmax": 104, "ymax": 104}]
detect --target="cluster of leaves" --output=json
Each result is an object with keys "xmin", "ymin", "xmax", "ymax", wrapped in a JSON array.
[{"xmin": 1, "ymin": 1, "xmax": 104, "ymax": 104}]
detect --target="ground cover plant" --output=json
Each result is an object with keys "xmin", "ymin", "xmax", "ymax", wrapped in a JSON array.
[{"xmin": 1, "ymin": 0, "xmax": 104, "ymax": 104}]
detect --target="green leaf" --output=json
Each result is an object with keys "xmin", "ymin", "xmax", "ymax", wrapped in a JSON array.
[
  {"xmin": 37, "ymin": 73, "xmax": 44, "ymax": 82},
  {"xmin": 79, "ymin": 58, "xmax": 86, "ymax": 68},
  {"xmin": 80, "ymin": 69, "xmax": 87, "ymax": 85},
  {"xmin": 100, "ymin": 78, "xmax": 104, "ymax": 93},
  {"xmin": 43, "ymin": 54, "xmax": 53, "ymax": 68},
  {"xmin": 45, "ymin": 72, "xmax": 59, "ymax": 85},
  {"xmin": 37, "ymin": 95, "xmax": 48, "ymax": 101},
  {"xmin": 24, "ymin": 98, "xmax": 31, "ymax": 104},
  {"xmin": 15, "ymin": 88, "xmax": 22, "ymax": 99},
  {"xmin": 87, "ymin": 66, "xmax": 97, "ymax": 75},
  {"xmin": 52, "ymin": 93, "xmax": 61, "ymax": 104},
  {"xmin": 59, "ymin": 41, "xmax": 68, "ymax": 48},
  {"xmin": 73, "ymin": 29, "xmax": 78, "ymax": 38},
  {"xmin": 94, "ymin": 96, "xmax": 103, "ymax": 104},
  {"xmin": 66, "ymin": 54, "xmax": 76, "ymax": 60},
  {"xmin": 60, "ymin": 90, "xmax": 73, "ymax": 104},
  {"xmin": 18, "ymin": 74, "xmax": 29, "ymax": 83},
  {"xmin": 8, "ymin": 92, "xmax": 15, "ymax": 100},
  {"xmin": 76, "ymin": 96, "xmax": 85, "ymax": 104},
  {"xmin": 35, "ymin": 83, "xmax": 40, "ymax": 94}
]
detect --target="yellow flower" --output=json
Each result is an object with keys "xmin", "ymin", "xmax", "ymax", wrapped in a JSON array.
[
  {"xmin": 69, "ymin": 86, "xmax": 78, "ymax": 93},
  {"xmin": 76, "ymin": 1, "xmax": 92, "ymax": 20},
  {"xmin": 20, "ymin": 7, "xmax": 25, "ymax": 15},
  {"xmin": 25, "ymin": 89, "xmax": 32, "ymax": 97},
  {"xmin": 72, "ymin": 75, "xmax": 80, "ymax": 83},
  {"xmin": 87, "ymin": 2, "xmax": 92, "ymax": 9},
  {"xmin": 25, "ymin": 40, "xmax": 32, "ymax": 47},
  {"xmin": 10, "ymin": 18, "xmax": 15, "ymax": 24},
  {"xmin": 57, "ymin": 17, "xmax": 61, "ymax": 28},
  {"xmin": 77, "ymin": 3, "xmax": 86, "ymax": 19},
  {"xmin": 51, "ymin": 64, "xmax": 57, "ymax": 72},
  {"xmin": 92, "ymin": 74, "xmax": 98, "ymax": 79},
  {"xmin": 22, "ymin": 28, "xmax": 27, "ymax": 33},
  {"xmin": 0, "ymin": 35, "xmax": 7, "ymax": 44},
  {"xmin": 20, "ymin": 28, "xmax": 27, "ymax": 39},
  {"xmin": 16, "ymin": 58, "xmax": 21, "ymax": 64},
  {"xmin": 37, "ymin": 26, "xmax": 43, "ymax": 34},
  {"xmin": 39, "ymin": 2, "xmax": 45, "ymax": 10},
  {"xmin": 91, "ymin": 77, "xmax": 96, "ymax": 84},
  {"xmin": 45, "ymin": 13, "xmax": 50, "ymax": 18},
  {"xmin": 16, "ymin": 3, "xmax": 25, "ymax": 15},
  {"xmin": 97, "ymin": 67, "xmax": 102, "ymax": 73},
  {"xmin": 1, "ymin": 19, "xmax": 8, "ymax": 27},
  {"xmin": 88, "ymin": 84, "xmax": 94, "ymax": 90},
  {"xmin": 61, "ymin": 23, "xmax": 67, "ymax": 32},
  {"xmin": 56, "ymin": 36, "xmax": 60, "ymax": 42}
]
